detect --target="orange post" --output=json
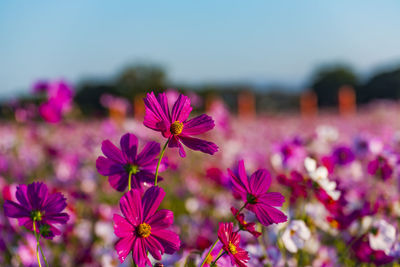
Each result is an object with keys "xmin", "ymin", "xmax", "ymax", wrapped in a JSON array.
[
  {"xmin": 238, "ymin": 91, "xmax": 256, "ymax": 118},
  {"xmin": 300, "ymin": 90, "xmax": 318, "ymax": 117},
  {"xmin": 338, "ymin": 85, "xmax": 356, "ymax": 116}
]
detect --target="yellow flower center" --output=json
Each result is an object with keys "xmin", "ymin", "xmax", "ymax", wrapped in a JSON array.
[
  {"xmin": 170, "ymin": 121, "xmax": 183, "ymax": 135},
  {"xmin": 228, "ymin": 241, "xmax": 238, "ymax": 255},
  {"xmin": 136, "ymin": 223, "xmax": 151, "ymax": 238},
  {"xmin": 330, "ymin": 220, "xmax": 339, "ymax": 229},
  {"xmin": 206, "ymin": 254, "xmax": 213, "ymax": 264}
]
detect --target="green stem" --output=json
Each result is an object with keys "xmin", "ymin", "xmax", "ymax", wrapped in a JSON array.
[
  {"xmin": 128, "ymin": 170, "xmax": 133, "ymax": 191},
  {"xmin": 33, "ymin": 221, "xmax": 49, "ymax": 267},
  {"xmin": 235, "ymin": 202, "xmax": 248, "ymax": 217},
  {"xmin": 33, "ymin": 221, "xmax": 42, "ymax": 267},
  {"xmin": 154, "ymin": 139, "xmax": 169, "ymax": 186},
  {"xmin": 200, "ymin": 238, "xmax": 219, "ymax": 267},
  {"xmin": 211, "ymin": 251, "xmax": 226, "ymax": 266}
]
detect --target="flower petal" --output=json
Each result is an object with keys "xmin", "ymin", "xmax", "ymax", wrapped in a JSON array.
[
  {"xmin": 96, "ymin": 156, "xmax": 125, "ymax": 176},
  {"xmin": 258, "ymin": 192, "xmax": 285, "ymax": 207},
  {"xmin": 151, "ymin": 229, "xmax": 180, "ymax": 254},
  {"xmin": 43, "ymin": 192, "xmax": 67, "ymax": 214},
  {"xmin": 249, "ymin": 169, "xmax": 271, "ymax": 196},
  {"xmin": 120, "ymin": 133, "xmax": 138, "ymax": 163},
  {"xmin": 182, "ymin": 114, "xmax": 215, "ymax": 136},
  {"xmin": 143, "ymin": 92, "xmax": 171, "ymax": 132},
  {"xmin": 27, "ymin": 182, "xmax": 48, "ymax": 210},
  {"xmin": 113, "ymin": 214, "xmax": 135, "ymax": 237},
  {"xmin": 145, "ymin": 235, "xmax": 164, "ymax": 260},
  {"xmin": 147, "ymin": 209, "xmax": 174, "ymax": 230},
  {"xmin": 136, "ymin": 141, "xmax": 160, "ymax": 166},
  {"xmin": 132, "ymin": 238, "xmax": 150, "ymax": 267},
  {"xmin": 3, "ymin": 200, "xmax": 30, "ymax": 218},
  {"xmin": 142, "ymin": 186, "xmax": 165, "ymax": 221},
  {"xmin": 108, "ymin": 173, "xmax": 129, "ymax": 192},
  {"xmin": 115, "ymin": 235, "xmax": 135, "ymax": 263},
  {"xmin": 248, "ymin": 203, "xmax": 287, "ymax": 226},
  {"xmin": 171, "ymin": 94, "xmax": 192, "ymax": 122},
  {"xmin": 120, "ymin": 190, "xmax": 142, "ymax": 225},
  {"xmin": 101, "ymin": 140, "xmax": 125, "ymax": 164},
  {"xmin": 179, "ymin": 136, "xmax": 218, "ymax": 155}
]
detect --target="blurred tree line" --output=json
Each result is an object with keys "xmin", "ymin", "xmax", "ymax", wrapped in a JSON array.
[
  {"xmin": 73, "ymin": 63, "xmax": 400, "ymax": 115},
  {"xmin": 1, "ymin": 63, "xmax": 400, "ymax": 118},
  {"xmin": 310, "ymin": 64, "xmax": 400, "ymax": 107}
]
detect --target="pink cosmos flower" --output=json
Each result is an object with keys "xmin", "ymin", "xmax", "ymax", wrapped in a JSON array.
[
  {"xmin": 200, "ymin": 242, "xmax": 233, "ymax": 267},
  {"xmin": 218, "ymin": 222, "xmax": 249, "ymax": 267},
  {"xmin": 231, "ymin": 207, "xmax": 261, "ymax": 238},
  {"xmin": 96, "ymin": 133, "xmax": 166, "ymax": 192},
  {"xmin": 113, "ymin": 186, "xmax": 180, "ymax": 266},
  {"xmin": 3, "ymin": 182, "xmax": 69, "ymax": 239},
  {"xmin": 228, "ymin": 160, "xmax": 287, "ymax": 226},
  {"xmin": 34, "ymin": 80, "xmax": 73, "ymax": 123},
  {"xmin": 143, "ymin": 92, "xmax": 218, "ymax": 157}
]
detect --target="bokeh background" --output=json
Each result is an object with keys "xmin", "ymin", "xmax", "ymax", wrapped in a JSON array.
[
  {"xmin": 2, "ymin": 1, "xmax": 400, "ymax": 267},
  {"xmin": 1, "ymin": 1, "xmax": 400, "ymax": 115}
]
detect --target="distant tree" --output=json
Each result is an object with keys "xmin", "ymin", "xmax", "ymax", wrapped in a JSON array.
[
  {"xmin": 310, "ymin": 65, "xmax": 358, "ymax": 107},
  {"xmin": 75, "ymin": 83, "xmax": 116, "ymax": 116},
  {"xmin": 358, "ymin": 67, "xmax": 400, "ymax": 103},
  {"xmin": 115, "ymin": 64, "xmax": 167, "ymax": 99}
]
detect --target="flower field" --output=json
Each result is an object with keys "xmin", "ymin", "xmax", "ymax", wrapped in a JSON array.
[{"xmin": 2, "ymin": 92, "xmax": 400, "ymax": 267}]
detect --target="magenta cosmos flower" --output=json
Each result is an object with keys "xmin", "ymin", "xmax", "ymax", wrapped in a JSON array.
[
  {"xmin": 228, "ymin": 160, "xmax": 287, "ymax": 226},
  {"xmin": 113, "ymin": 186, "xmax": 180, "ymax": 266},
  {"xmin": 143, "ymin": 92, "xmax": 218, "ymax": 157},
  {"xmin": 96, "ymin": 133, "xmax": 166, "ymax": 192},
  {"xmin": 3, "ymin": 182, "xmax": 69, "ymax": 239},
  {"xmin": 231, "ymin": 207, "xmax": 261, "ymax": 238},
  {"xmin": 218, "ymin": 222, "xmax": 249, "ymax": 267}
]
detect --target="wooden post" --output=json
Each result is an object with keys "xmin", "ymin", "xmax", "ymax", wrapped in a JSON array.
[
  {"xmin": 238, "ymin": 90, "xmax": 256, "ymax": 118},
  {"xmin": 338, "ymin": 85, "xmax": 356, "ymax": 116},
  {"xmin": 300, "ymin": 90, "xmax": 318, "ymax": 117},
  {"xmin": 133, "ymin": 93, "xmax": 146, "ymax": 120}
]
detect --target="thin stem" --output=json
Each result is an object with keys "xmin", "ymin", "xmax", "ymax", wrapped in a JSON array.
[
  {"xmin": 211, "ymin": 251, "xmax": 226, "ymax": 265},
  {"xmin": 33, "ymin": 221, "xmax": 42, "ymax": 267},
  {"xmin": 33, "ymin": 221, "xmax": 49, "ymax": 267},
  {"xmin": 154, "ymin": 139, "xmax": 169, "ymax": 186},
  {"xmin": 128, "ymin": 170, "xmax": 133, "ymax": 191},
  {"xmin": 200, "ymin": 238, "xmax": 219, "ymax": 267},
  {"xmin": 235, "ymin": 202, "xmax": 248, "ymax": 217}
]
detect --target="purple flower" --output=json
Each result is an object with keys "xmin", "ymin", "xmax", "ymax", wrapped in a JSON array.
[
  {"xmin": 143, "ymin": 92, "xmax": 218, "ymax": 157},
  {"xmin": 96, "ymin": 133, "xmax": 166, "ymax": 192},
  {"xmin": 367, "ymin": 155, "xmax": 393, "ymax": 181},
  {"xmin": 3, "ymin": 182, "xmax": 69, "ymax": 239},
  {"xmin": 332, "ymin": 146, "xmax": 355, "ymax": 166},
  {"xmin": 35, "ymin": 80, "xmax": 73, "ymax": 123},
  {"xmin": 228, "ymin": 160, "xmax": 287, "ymax": 226},
  {"xmin": 113, "ymin": 186, "xmax": 180, "ymax": 266}
]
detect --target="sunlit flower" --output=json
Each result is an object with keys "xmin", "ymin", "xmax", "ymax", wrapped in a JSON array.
[
  {"xmin": 113, "ymin": 186, "xmax": 180, "ymax": 266},
  {"xmin": 143, "ymin": 92, "xmax": 218, "ymax": 157},
  {"xmin": 368, "ymin": 219, "xmax": 396, "ymax": 254},
  {"xmin": 231, "ymin": 207, "xmax": 261, "ymax": 238},
  {"xmin": 217, "ymin": 222, "xmax": 249, "ymax": 267},
  {"xmin": 305, "ymin": 157, "xmax": 341, "ymax": 201},
  {"xmin": 228, "ymin": 160, "xmax": 287, "ymax": 226},
  {"xmin": 96, "ymin": 133, "xmax": 166, "ymax": 192},
  {"xmin": 282, "ymin": 220, "xmax": 311, "ymax": 253}
]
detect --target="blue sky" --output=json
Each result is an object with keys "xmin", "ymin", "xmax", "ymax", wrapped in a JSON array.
[{"xmin": 1, "ymin": 1, "xmax": 400, "ymax": 98}]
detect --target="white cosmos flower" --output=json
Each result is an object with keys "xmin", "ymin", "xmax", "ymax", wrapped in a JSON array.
[
  {"xmin": 369, "ymin": 219, "xmax": 396, "ymax": 254},
  {"xmin": 282, "ymin": 220, "xmax": 311, "ymax": 253},
  {"xmin": 304, "ymin": 157, "xmax": 341, "ymax": 201}
]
